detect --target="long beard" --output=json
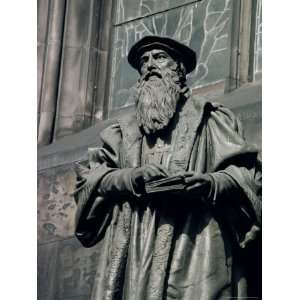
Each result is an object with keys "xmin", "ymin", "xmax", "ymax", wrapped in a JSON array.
[{"xmin": 135, "ymin": 69, "xmax": 183, "ymax": 135}]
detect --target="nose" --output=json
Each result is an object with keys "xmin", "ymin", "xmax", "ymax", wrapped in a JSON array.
[{"xmin": 146, "ymin": 56, "xmax": 156, "ymax": 71}]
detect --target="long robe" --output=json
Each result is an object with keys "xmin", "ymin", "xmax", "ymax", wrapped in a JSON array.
[{"xmin": 73, "ymin": 96, "xmax": 262, "ymax": 300}]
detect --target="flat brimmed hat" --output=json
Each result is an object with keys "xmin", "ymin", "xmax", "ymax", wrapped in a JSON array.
[{"xmin": 128, "ymin": 35, "xmax": 197, "ymax": 74}]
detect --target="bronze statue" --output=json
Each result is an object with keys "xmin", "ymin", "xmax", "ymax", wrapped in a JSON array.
[{"xmin": 73, "ymin": 36, "xmax": 261, "ymax": 300}]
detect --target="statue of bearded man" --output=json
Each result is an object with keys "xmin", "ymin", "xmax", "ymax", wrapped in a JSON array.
[{"xmin": 73, "ymin": 36, "xmax": 262, "ymax": 300}]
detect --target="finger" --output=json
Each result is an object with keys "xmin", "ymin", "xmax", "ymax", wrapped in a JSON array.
[
  {"xmin": 143, "ymin": 170, "xmax": 153, "ymax": 182},
  {"xmin": 75, "ymin": 163, "xmax": 89, "ymax": 174},
  {"xmin": 72, "ymin": 186, "xmax": 84, "ymax": 195},
  {"xmin": 185, "ymin": 182, "xmax": 204, "ymax": 191},
  {"xmin": 148, "ymin": 165, "xmax": 169, "ymax": 177},
  {"xmin": 152, "ymin": 164, "xmax": 170, "ymax": 176},
  {"xmin": 143, "ymin": 168, "xmax": 165, "ymax": 182},
  {"xmin": 184, "ymin": 176, "xmax": 202, "ymax": 184},
  {"xmin": 184, "ymin": 176, "xmax": 195, "ymax": 183},
  {"xmin": 176, "ymin": 172, "xmax": 186, "ymax": 179},
  {"xmin": 184, "ymin": 174, "xmax": 207, "ymax": 183},
  {"xmin": 76, "ymin": 178, "xmax": 87, "ymax": 186},
  {"xmin": 183, "ymin": 172, "xmax": 194, "ymax": 177},
  {"xmin": 147, "ymin": 166, "xmax": 164, "ymax": 178}
]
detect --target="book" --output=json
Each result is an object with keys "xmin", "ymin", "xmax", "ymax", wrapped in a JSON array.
[{"xmin": 145, "ymin": 175, "xmax": 186, "ymax": 194}]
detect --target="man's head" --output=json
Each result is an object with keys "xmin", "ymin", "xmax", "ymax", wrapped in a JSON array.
[{"xmin": 128, "ymin": 36, "xmax": 196, "ymax": 135}]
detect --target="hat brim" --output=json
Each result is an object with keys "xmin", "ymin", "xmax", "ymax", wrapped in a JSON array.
[{"xmin": 128, "ymin": 36, "xmax": 197, "ymax": 74}]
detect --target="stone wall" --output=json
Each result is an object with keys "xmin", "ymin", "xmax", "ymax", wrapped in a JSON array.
[{"xmin": 38, "ymin": 164, "xmax": 103, "ymax": 300}]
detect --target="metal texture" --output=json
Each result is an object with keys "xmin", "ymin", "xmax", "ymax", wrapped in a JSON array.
[{"xmin": 73, "ymin": 38, "xmax": 262, "ymax": 299}]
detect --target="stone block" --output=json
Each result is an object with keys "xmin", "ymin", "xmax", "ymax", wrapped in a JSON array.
[
  {"xmin": 54, "ymin": 46, "xmax": 92, "ymax": 139},
  {"xmin": 38, "ymin": 237, "xmax": 103, "ymax": 300},
  {"xmin": 38, "ymin": 164, "xmax": 77, "ymax": 243},
  {"xmin": 54, "ymin": 238, "xmax": 102, "ymax": 300},
  {"xmin": 38, "ymin": 242, "xmax": 59, "ymax": 300},
  {"xmin": 63, "ymin": 0, "xmax": 93, "ymax": 48},
  {"xmin": 37, "ymin": 0, "xmax": 50, "ymax": 43}
]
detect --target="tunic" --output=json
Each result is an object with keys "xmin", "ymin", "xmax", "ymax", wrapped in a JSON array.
[{"xmin": 73, "ymin": 97, "xmax": 262, "ymax": 300}]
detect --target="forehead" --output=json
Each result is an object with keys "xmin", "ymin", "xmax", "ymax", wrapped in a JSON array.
[{"xmin": 141, "ymin": 49, "xmax": 171, "ymax": 57}]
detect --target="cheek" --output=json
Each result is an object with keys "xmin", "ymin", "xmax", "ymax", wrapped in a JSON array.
[
  {"xmin": 160, "ymin": 60, "xmax": 177, "ymax": 72},
  {"xmin": 140, "ymin": 65, "xmax": 147, "ymax": 74}
]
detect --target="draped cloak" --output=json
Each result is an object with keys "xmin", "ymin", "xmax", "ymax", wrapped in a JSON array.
[{"xmin": 73, "ymin": 96, "xmax": 262, "ymax": 300}]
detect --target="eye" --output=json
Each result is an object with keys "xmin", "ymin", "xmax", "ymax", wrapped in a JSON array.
[
  {"xmin": 140, "ymin": 56, "xmax": 148, "ymax": 65},
  {"xmin": 157, "ymin": 53, "xmax": 167, "ymax": 60}
]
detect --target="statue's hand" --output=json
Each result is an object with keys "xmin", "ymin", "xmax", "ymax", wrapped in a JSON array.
[
  {"xmin": 133, "ymin": 164, "xmax": 169, "ymax": 183},
  {"xmin": 183, "ymin": 172, "xmax": 214, "ymax": 200},
  {"xmin": 131, "ymin": 164, "xmax": 170, "ymax": 194}
]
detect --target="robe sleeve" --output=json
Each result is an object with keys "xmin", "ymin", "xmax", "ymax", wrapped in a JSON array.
[
  {"xmin": 73, "ymin": 122, "xmax": 124, "ymax": 247},
  {"xmin": 205, "ymin": 103, "xmax": 262, "ymax": 247}
]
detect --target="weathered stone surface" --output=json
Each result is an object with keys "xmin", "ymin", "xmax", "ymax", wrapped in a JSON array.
[
  {"xmin": 37, "ymin": 0, "xmax": 50, "ymax": 44},
  {"xmin": 54, "ymin": 238, "xmax": 102, "ymax": 300},
  {"xmin": 53, "ymin": 0, "xmax": 112, "ymax": 141},
  {"xmin": 37, "ymin": 238, "xmax": 103, "ymax": 300},
  {"xmin": 38, "ymin": 165, "xmax": 77, "ymax": 243},
  {"xmin": 37, "ymin": 0, "xmax": 66, "ymax": 145},
  {"xmin": 52, "ymin": 0, "xmax": 96, "ymax": 140},
  {"xmin": 38, "ymin": 0, "xmax": 114, "ymax": 144},
  {"xmin": 38, "ymin": 118, "xmax": 114, "ymax": 171},
  {"xmin": 254, "ymin": 0, "xmax": 262, "ymax": 74},
  {"xmin": 92, "ymin": 50, "xmax": 110, "ymax": 123},
  {"xmin": 38, "ymin": 242, "xmax": 59, "ymax": 300},
  {"xmin": 53, "ymin": 45, "xmax": 92, "ymax": 139},
  {"xmin": 37, "ymin": 43, "xmax": 46, "ymax": 110},
  {"xmin": 110, "ymin": 0, "xmax": 234, "ymax": 109},
  {"xmin": 37, "ymin": 0, "xmax": 50, "ymax": 103}
]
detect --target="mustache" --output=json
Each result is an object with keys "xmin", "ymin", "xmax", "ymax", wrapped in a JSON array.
[{"xmin": 140, "ymin": 69, "xmax": 162, "ymax": 82}]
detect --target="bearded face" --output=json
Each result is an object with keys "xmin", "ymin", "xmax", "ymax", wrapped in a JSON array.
[{"xmin": 134, "ymin": 49, "xmax": 187, "ymax": 135}]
